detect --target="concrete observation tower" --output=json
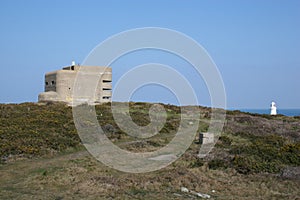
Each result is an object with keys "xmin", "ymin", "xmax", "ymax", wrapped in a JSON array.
[{"xmin": 38, "ymin": 61, "xmax": 112, "ymax": 105}]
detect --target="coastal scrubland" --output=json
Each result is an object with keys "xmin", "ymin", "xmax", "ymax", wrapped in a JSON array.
[{"xmin": 0, "ymin": 102, "xmax": 299, "ymax": 199}]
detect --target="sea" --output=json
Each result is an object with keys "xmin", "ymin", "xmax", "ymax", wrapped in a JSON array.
[{"xmin": 234, "ymin": 109, "xmax": 300, "ymax": 117}]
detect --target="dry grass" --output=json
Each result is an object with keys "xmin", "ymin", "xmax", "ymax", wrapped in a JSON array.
[
  {"xmin": 0, "ymin": 102, "xmax": 299, "ymax": 199},
  {"xmin": 0, "ymin": 149, "xmax": 299, "ymax": 200}
]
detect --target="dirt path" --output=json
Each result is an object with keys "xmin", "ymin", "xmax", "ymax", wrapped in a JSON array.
[{"xmin": 1, "ymin": 149, "xmax": 299, "ymax": 200}]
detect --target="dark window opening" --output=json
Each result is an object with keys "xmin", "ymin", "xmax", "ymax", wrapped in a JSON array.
[
  {"xmin": 45, "ymin": 82, "xmax": 49, "ymax": 86},
  {"xmin": 51, "ymin": 81, "xmax": 55, "ymax": 85},
  {"xmin": 71, "ymin": 66, "xmax": 74, "ymax": 70},
  {"xmin": 102, "ymin": 96, "xmax": 110, "ymax": 99},
  {"xmin": 102, "ymin": 80, "xmax": 111, "ymax": 83},
  {"xmin": 103, "ymin": 88, "xmax": 111, "ymax": 90}
]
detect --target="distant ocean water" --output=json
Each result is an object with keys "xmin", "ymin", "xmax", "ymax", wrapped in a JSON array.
[{"xmin": 235, "ymin": 109, "xmax": 300, "ymax": 117}]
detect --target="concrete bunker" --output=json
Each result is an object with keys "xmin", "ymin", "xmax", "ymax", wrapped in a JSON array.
[{"xmin": 38, "ymin": 63, "xmax": 112, "ymax": 105}]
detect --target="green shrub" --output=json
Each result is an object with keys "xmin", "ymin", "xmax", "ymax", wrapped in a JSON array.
[
  {"xmin": 216, "ymin": 135, "xmax": 232, "ymax": 148},
  {"xmin": 228, "ymin": 133, "xmax": 300, "ymax": 174},
  {"xmin": 232, "ymin": 155, "xmax": 281, "ymax": 174},
  {"xmin": 189, "ymin": 158, "xmax": 204, "ymax": 168},
  {"xmin": 208, "ymin": 159, "xmax": 228, "ymax": 170}
]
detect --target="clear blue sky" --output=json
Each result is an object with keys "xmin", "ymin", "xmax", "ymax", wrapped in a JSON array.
[{"xmin": 0, "ymin": 0, "xmax": 299, "ymax": 108}]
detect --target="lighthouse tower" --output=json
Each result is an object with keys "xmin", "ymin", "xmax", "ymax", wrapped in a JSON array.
[{"xmin": 270, "ymin": 101, "xmax": 277, "ymax": 115}]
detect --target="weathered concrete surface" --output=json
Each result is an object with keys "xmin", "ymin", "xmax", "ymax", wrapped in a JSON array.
[{"xmin": 38, "ymin": 65, "xmax": 112, "ymax": 105}]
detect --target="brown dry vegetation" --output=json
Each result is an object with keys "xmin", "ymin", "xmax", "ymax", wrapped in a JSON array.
[{"xmin": 0, "ymin": 102, "xmax": 299, "ymax": 199}]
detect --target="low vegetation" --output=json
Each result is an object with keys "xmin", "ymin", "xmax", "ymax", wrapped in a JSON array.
[
  {"xmin": 0, "ymin": 103, "xmax": 80, "ymax": 162},
  {"xmin": 0, "ymin": 102, "xmax": 299, "ymax": 199},
  {"xmin": 1, "ymin": 102, "xmax": 299, "ymax": 172}
]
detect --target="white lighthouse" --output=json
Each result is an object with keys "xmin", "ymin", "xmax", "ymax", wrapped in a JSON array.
[{"xmin": 270, "ymin": 101, "xmax": 277, "ymax": 115}]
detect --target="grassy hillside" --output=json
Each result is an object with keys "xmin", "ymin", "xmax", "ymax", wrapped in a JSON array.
[
  {"xmin": 0, "ymin": 102, "xmax": 80, "ymax": 161},
  {"xmin": 1, "ymin": 102, "xmax": 299, "ymax": 174},
  {"xmin": 0, "ymin": 102, "xmax": 299, "ymax": 199}
]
